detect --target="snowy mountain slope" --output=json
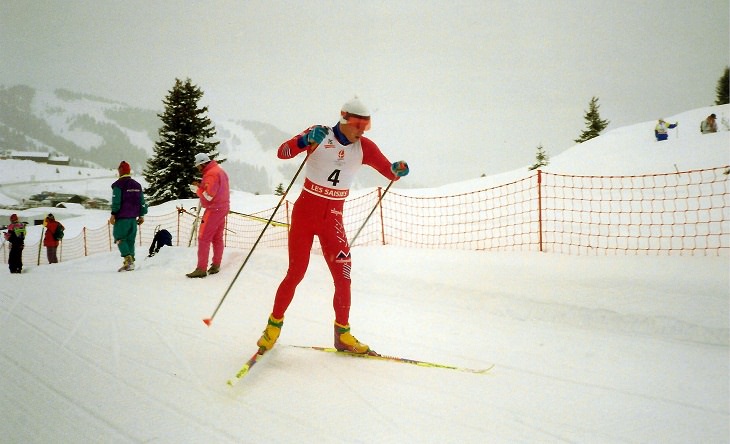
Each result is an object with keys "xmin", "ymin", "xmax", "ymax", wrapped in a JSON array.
[
  {"xmin": 31, "ymin": 89, "xmax": 150, "ymax": 152},
  {"xmin": 0, "ymin": 85, "xmax": 297, "ymax": 193}
]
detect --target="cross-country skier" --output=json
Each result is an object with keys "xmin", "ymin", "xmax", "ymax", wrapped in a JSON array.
[{"xmin": 256, "ymin": 96, "xmax": 409, "ymax": 354}]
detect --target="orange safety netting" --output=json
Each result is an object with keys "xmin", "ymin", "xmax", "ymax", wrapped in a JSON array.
[{"xmin": 3, "ymin": 166, "xmax": 728, "ymax": 268}]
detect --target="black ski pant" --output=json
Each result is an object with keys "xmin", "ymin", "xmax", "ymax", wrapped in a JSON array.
[{"xmin": 8, "ymin": 244, "xmax": 23, "ymax": 273}]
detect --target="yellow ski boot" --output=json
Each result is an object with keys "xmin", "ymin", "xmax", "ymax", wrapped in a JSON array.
[
  {"xmin": 257, "ymin": 315, "xmax": 284, "ymax": 352},
  {"xmin": 334, "ymin": 322, "xmax": 370, "ymax": 354}
]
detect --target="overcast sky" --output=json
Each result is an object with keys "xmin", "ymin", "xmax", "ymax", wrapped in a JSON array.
[{"xmin": 2, "ymin": 0, "xmax": 728, "ymax": 186}]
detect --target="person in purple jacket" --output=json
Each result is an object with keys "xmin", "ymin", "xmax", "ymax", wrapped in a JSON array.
[{"xmin": 109, "ymin": 161, "xmax": 148, "ymax": 271}]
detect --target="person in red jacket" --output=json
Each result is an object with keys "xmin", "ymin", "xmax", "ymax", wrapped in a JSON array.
[
  {"xmin": 256, "ymin": 96, "xmax": 409, "ymax": 354},
  {"xmin": 43, "ymin": 213, "xmax": 64, "ymax": 263},
  {"xmin": 186, "ymin": 153, "xmax": 231, "ymax": 278}
]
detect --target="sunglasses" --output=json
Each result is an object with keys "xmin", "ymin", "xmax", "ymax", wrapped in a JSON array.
[{"xmin": 343, "ymin": 113, "xmax": 371, "ymax": 131}]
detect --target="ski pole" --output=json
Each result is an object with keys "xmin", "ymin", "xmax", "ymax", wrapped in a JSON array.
[
  {"xmin": 228, "ymin": 210, "xmax": 289, "ymax": 228},
  {"xmin": 188, "ymin": 199, "xmax": 202, "ymax": 247},
  {"xmin": 37, "ymin": 226, "xmax": 45, "ymax": 265},
  {"xmin": 203, "ymin": 150, "xmax": 312, "ymax": 326},
  {"xmin": 350, "ymin": 179, "xmax": 394, "ymax": 247}
]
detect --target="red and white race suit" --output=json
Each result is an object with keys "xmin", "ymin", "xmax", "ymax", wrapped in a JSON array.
[{"xmin": 271, "ymin": 124, "xmax": 397, "ymax": 325}]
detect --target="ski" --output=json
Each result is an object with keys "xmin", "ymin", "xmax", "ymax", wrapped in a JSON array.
[
  {"xmin": 227, "ymin": 345, "xmax": 493, "ymax": 386},
  {"xmin": 226, "ymin": 348, "xmax": 266, "ymax": 386},
  {"xmin": 287, "ymin": 345, "xmax": 494, "ymax": 374}
]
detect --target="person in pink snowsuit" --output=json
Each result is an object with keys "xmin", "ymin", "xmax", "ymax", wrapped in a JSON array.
[
  {"xmin": 256, "ymin": 97, "xmax": 410, "ymax": 354},
  {"xmin": 186, "ymin": 153, "xmax": 230, "ymax": 278}
]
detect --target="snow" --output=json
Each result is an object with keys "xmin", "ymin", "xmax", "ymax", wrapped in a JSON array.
[
  {"xmin": 1, "ymin": 106, "xmax": 729, "ymax": 443},
  {"xmin": 32, "ymin": 89, "xmax": 115, "ymax": 151}
]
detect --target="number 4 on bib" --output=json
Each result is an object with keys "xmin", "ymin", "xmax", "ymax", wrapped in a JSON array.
[{"xmin": 328, "ymin": 169, "xmax": 341, "ymax": 186}]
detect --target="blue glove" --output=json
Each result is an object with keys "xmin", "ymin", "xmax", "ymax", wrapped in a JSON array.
[
  {"xmin": 305, "ymin": 125, "xmax": 328, "ymax": 145},
  {"xmin": 391, "ymin": 161, "xmax": 409, "ymax": 177}
]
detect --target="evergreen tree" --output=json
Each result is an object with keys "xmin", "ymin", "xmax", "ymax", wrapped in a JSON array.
[
  {"xmin": 274, "ymin": 183, "xmax": 285, "ymax": 196},
  {"xmin": 715, "ymin": 66, "xmax": 729, "ymax": 105},
  {"xmin": 574, "ymin": 96, "xmax": 610, "ymax": 144},
  {"xmin": 528, "ymin": 144, "xmax": 549, "ymax": 170},
  {"xmin": 143, "ymin": 78, "xmax": 220, "ymax": 205}
]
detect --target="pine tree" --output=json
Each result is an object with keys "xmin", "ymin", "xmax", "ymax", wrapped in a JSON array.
[
  {"xmin": 143, "ymin": 78, "xmax": 220, "ymax": 205},
  {"xmin": 574, "ymin": 97, "xmax": 610, "ymax": 144},
  {"xmin": 274, "ymin": 183, "xmax": 285, "ymax": 196},
  {"xmin": 715, "ymin": 66, "xmax": 729, "ymax": 105},
  {"xmin": 528, "ymin": 144, "xmax": 549, "ymax": 170}
]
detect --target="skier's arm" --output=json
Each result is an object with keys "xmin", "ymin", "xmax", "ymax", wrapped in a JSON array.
[
  {"xmin": 138, "ymin": 191, "xmax": 148, "ymax": 224},
  {"xmin": 277, "ymin": 126, "xmax": 329, "ymax": 159},
  {"xmin": 361, "ymin": 138, "xmax": 408, "ymax": 181},
  {"xmin": 198, "ymin": 169, "xmax": 221, "ymax": 202},
  {"xmin": 111, "ymin": 186, "xmax": 122, "ymax": 215}
]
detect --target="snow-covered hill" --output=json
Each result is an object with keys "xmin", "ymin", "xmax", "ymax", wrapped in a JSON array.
[
  {"xmin": 399, "ymin": 104, "xmax": 729, "ymax": 196},
  {"xmin": 0, "ymin": 105, "xmax": 728, "ymax": 443}
]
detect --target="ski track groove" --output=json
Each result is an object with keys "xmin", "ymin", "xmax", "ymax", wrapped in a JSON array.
[
  {"xmin": 111, "ymin": 315, "xmax": 121, "ymax": 378},
  {"xmin": 60, "ymin": 307, "xmax": 89, "ymax": 348},
  {"xmin": 5, "ymin": 302, "xmax": 242, "ymax": 442},
  {"xmin": 316, "ymin": 349, "xmax": 402, "ymax": 434},
  {"xmin": 225, "ymin": 350, "xmax": 343, "ymax": 442},
  {"xmin": 509, "ymin": 408, "xmax": 582, "ymax": 444},
  {"xmin": 497, "ymin": 362, "xmax": 726, "ymax": 416},
  {"xmin": 1, "ymin": 348, "xmax": 139, "ymax": 442},
  {"xmin": 61, "ymin": 344, "xmax": 244, "ymax": 442},
  {"xmin": 148, "ymin": 323, "xmax": 215, "ymax": 400},
  {"xmin": 0, "ymin": 288, "xmax": 22, "ymax": 325}
]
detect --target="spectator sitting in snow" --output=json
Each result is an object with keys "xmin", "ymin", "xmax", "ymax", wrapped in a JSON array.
[
  {"xmin": 700, "ymin": 114, "xmax": 718, "ymax": 134},
  {"xmin": 655, "ymin": 119, "xmax": 678, "ymax": 141}
]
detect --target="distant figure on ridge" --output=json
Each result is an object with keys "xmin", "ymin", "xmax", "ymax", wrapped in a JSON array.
[
  {"xmin": 700, "ymin": 113, "xmax": 718, "ymax": 134},
  {"xmin": 43, "ymin": 213, "xmax": 65, "ymax": 264},
  {"xmin": 655, "ymin": 119, "xmax": 678, "ymax": 141},
  {"xmin": 109, "ymin": 161, "xmax": 148, "ymax": 272}
]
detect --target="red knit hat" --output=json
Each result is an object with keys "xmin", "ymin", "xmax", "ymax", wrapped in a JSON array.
[
  {"xmin": 10, "ymin": 214, "xmax": 18, "ymax": 222},
  {"xmin": 118, "ymin": 161, "xmax": 131, "ymax": 175}
]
